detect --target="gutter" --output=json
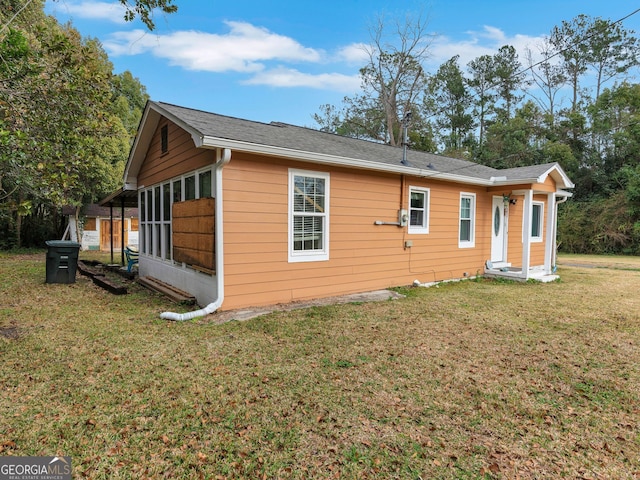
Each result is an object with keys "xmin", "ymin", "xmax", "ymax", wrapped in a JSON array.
[{"xmin": 160, "ymin": 148, "xmax": 231, "ymax": 321}]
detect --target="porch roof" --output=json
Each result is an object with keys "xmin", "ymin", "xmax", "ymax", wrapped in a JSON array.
[{"xmin": 98, "ymin": 186, "xmax": 139, "ymax": 208}]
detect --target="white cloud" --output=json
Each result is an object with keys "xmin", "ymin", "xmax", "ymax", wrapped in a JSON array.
[
  {"xmin": 53, "ymin": 1, "xmax": 127, "ymax": 24},
  {"xmin": 334, "ymin": 43, "xmax": 370, "ymax": 64},
  {"xmin": 428, "ymin": 25, "xmax": 545, "ymax": 70},
  {"xmin": 244, "ymin": 67, "xmax": 361, "ymax": 92},
  {"xmin": 103, "ymin": 21, "xmax": 323, "ymax": 73}
]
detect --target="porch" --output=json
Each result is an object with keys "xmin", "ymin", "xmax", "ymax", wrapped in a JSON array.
[{"xmin": 483, "ymin": 261, "xmax": 559, "ymax": 283}]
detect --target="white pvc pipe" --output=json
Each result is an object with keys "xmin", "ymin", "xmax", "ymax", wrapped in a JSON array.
[
  {"xmin": 160, "ymin": 298, "xmax": 222, "ymax": 321},
  {"xmin": 160, "ymin": 148, "xmax": 231, "ymax": 321}
]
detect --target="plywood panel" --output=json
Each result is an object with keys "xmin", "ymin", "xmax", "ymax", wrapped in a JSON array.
[{"xmin": 172, "ymin": 197, "xmax": 215, "ymax": 271}]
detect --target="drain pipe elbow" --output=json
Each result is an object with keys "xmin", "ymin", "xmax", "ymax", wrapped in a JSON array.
[{"xmin": 160, "ymin": 299, "xmax": 222, "ymax": 321}]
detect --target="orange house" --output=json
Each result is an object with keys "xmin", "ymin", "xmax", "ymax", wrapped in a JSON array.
[{"xmin": 119, "ymin": 101, "xmax": 573, "ymax": 319}]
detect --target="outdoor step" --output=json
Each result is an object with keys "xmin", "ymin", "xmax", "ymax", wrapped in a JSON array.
[
  {"xmin": 486, "ymin": 261, "xmax": 511, "ymax": 269},
  {"xmin": 138, "ymin": 276, "xmax": 196, "ymax": 305}
]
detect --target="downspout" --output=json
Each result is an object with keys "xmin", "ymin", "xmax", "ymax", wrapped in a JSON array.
[
  {"xmin": 160, "ymin": 148, "xmax": 231, "ymax": 321},
  {"xmin": 552, "ymin": 195, "xmax": 568, "ymax": 271}
]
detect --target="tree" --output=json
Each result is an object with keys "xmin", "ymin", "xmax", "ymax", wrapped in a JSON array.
[
  {"xmin": 525, "ymin": 37, "xmax": 567, "ymax": 125},
  {"xmin": 467, "ymin": 54, "xmax": 497, "ymax": 147},
  {"xmin": 583, "ymin": 17, "xmax": 639, "ymax": 102},
  {"xmin": 426, "ymin": 55, "xmax": 474, "ymax": 154},
  {"xmin": 358, "ymin": 12, "xmax": 432, "ymax": 146},
  {"xmin": 314, "ymin": 11, "xmax": 433, "ymax": 148},
  {"xmin": 550, "ymin": 15, "xmax": 591, "ymax": 113},
  {"xmin": 481, "ymin": 101, "xmax": 545, "ymax": 168},
  {"xmin": 1, "ymin": 2, "xmax": 137, "ymax": 247},
  {"xmin": 492, "ymin": 45, "xmax": 527, "ymax": 121},
  {"xmin": 112, "ymin": 70, "xmax": 150, "ymax": 142}
]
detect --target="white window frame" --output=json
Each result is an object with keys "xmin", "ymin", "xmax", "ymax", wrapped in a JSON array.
[
  {"xmin": 458, "ymin": 192, "xmax": 476, "ymax": 248},
  {"xmin": 530, "ymin": 201, "xmax": 544, "ymax": 242},
  {"xmin": 288, "ymin": 169, "xmax": 330, "ymax": 263},
  {"xmin": 408, "ymin": 186, "xmax": 430, "ymax": 234}
]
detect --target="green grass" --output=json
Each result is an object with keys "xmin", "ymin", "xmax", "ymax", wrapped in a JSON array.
[{"xmin": 1, "ymin": 252, "xmax": 639, "ymax": 479}]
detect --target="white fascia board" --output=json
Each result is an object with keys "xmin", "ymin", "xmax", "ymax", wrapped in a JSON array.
[
  {"xmin": 200, "ymin": 136, "xmax": 496, "ymax": 186},
  {"xmin": 538, "ymin": 164, "xmax": 575, "ymax": 189}
]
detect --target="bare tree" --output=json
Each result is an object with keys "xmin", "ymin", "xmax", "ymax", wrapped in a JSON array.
[
  {"xmin": 358, "ymin": 11, "xmax": 434, "ymax": 146},
  {"xmin": 525, "ymin": 38, "xmax": 568, "ymax": 124}
]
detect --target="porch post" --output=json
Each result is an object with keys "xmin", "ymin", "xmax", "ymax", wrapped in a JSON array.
[
  {"xmin": 544, "ymin": 192, "xmax": 556, "ymax": 274},
  {"xmin": 521, "ymin": 190, "xmax": 533, "ymax": 279}
]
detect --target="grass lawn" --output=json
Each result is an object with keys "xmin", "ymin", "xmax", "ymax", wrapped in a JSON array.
[{"xmin": 1, "ymin": 251, "xmax": 639, "ymax": 479}]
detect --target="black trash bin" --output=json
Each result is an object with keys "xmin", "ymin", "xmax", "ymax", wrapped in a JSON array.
[{"xmin": 45, "ymin": 240, "xmax": 81, "ymax": 284}]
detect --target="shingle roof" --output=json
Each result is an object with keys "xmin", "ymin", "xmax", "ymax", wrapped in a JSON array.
[{"xmin": 149, "ymin": 101, "xmax": 573, "ymax": 189}]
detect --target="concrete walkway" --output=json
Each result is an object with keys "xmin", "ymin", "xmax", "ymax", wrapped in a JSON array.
[{"xmin": 203, "ymin": 289, "xmax": 405, "ymax": 324}]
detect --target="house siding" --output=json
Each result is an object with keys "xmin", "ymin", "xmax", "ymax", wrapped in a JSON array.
[
  {"xmin": 138, "ymin": 120, "xmax": 215, "ymax": 187},
  {"xmin": 130, "ymin": 110, "xmax": 568, "ymax": 311},
  {"xmin": 221, "ymin": 153, "xmax": 493, "ymax": 310}
]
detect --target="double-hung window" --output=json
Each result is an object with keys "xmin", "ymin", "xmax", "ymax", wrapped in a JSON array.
[
  {"xmin": 530, "ymin": 202, "xmax": 544, "ymax": 242},
  {"xmin": 408, "ymin": 187, "xmax": 430, "ymax": 234},
  {"xmin": 289, "ymin": 169, "xmax": 329, "ymax": 262},
  {"xmin": 459, "ymin": 193, "xmax": 476, "ymax": 248}
]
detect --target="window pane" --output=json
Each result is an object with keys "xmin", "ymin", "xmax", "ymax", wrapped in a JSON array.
[
  {"xmin": 185, "ymin": 176, "xmax": 196, "ymax": 200},
  {"xmin": 410, "ymin": 191, "xmax": 424, "ymax": 209},
  {"xmin": 140, "ymin": 192, "xmax": 146, "ymax": 222},
  {"xmin": 173, "ymin": 180, "xmax": 182, "ymax": 203},
  {"xmin": 154, "ymin": 186, "xmax": 160, "ymax": 222},
  {"xmin": 293, "ymin": 216, "xmax": 323, "ymax": 251},
  {"xmin": 154, "ymin": 225, "xmax": 161, "ymax": 257},
  {"xmin": 163, "ymin": 183, "xmax": 171, "ymax": 221},
  {"xmin": 146, "ymin": 190, "xmax": 153, "ymax": 223},
  {"xmin": 147, "ymin": 224, "xmax": 153, "ymax": 255},
  {"xmin": 410, "ymin": 210, "xmax": 423, "ymax": 226},
  {"xmin": 532, "ymin": 204, "xmax": 541, "ymax": 237},
  {"xmin": 460, "ymin": 197, "xmax": 471, "ymax": 219},
  {"xmin": 139, "ymin": 224, "xmax": 145, "ymax": 254},
  {"xmin": 199, "ymin": 170, "xmax": 212, "ymax": 198},
  {"xmin": 460, "ymin": 219, "xmax": 471, "ymax": 241},
  {"xmin": 164, "ymin": 224, "xmax": 171, "ymax": 260},
  {"xmin": 294, "ymin": 175, "xmax": 324, "ymax": 213}
]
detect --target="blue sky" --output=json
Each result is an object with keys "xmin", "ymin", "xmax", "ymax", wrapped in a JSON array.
[{"xmin": 45, "ymin": 0, "xmax": 640, "ymax": 127}]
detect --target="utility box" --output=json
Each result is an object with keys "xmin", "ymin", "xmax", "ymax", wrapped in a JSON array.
[{"xmin": 45, "ymin": 240, "xmax": 81, "ymax": 284}]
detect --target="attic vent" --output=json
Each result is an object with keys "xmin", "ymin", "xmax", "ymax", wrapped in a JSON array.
[
  {"xmin": 270, "ymin": 122, "xmax": 288, "ymax": 127},
  {"xmin": 161, "ymin": 124, "xmax": 169, "ymax": 153}
]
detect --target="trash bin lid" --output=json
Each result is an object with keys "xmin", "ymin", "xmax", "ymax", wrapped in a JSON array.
[{"xmin": 46, "ymin": 240, "xmax": 81, "ymax": 248}]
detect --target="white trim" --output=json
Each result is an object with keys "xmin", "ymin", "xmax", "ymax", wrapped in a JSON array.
[
  {"xmin": 458, "ymin": 192, "xmax": 476, "ymax": 248},
  {"xmin": 288, "ymin": 169, "xmax": 330, "ymax": 263},
  {"xmin": 521, "ymin": 190, "xmax": 533, "ymax": 278},
  {"xmin": 544, "ymin": 192, "xmax": 556, "ymax": 273},
  {"xmin": 408, "ymin": 186, "xmax": 430, "ymax": 234}
]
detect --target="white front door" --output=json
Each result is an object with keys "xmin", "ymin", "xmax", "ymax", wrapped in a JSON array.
[{"xmin": 491, "ymin": 196, "xmax": 506, "ymax": 262}]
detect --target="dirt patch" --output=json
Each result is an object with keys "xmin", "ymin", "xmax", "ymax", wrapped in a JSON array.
[{"xmin": 0, "ymin": 325, "xmax": 20, "ymax": 339}]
